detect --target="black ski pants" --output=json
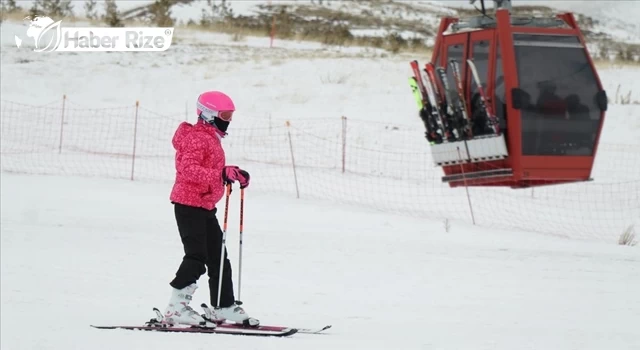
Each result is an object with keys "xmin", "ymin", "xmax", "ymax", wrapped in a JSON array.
[{"xmin": 170, "ymin": 203, "xmax": 235, "ymax": 308}]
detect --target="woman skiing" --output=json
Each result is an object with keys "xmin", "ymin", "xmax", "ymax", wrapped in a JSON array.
[{"xmin": 163, "ymin": 90, "xmax": 258, "ymax": 327}]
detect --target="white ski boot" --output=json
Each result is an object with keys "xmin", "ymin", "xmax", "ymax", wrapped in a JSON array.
[
  {"xmin": 162, "ymin": 283, "xmax": 212, "ymax": 327},
  {"xmin": 206, "ymin": 302, "xmax": 260, "ymax": 327}
]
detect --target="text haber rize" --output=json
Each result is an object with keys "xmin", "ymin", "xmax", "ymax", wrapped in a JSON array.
[{"xmin": 63, "ymin": 31, "xmax": 167, "ymax": 49}]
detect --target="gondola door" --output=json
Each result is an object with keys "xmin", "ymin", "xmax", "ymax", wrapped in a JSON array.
[{"xmin": 466, "ymin": 30, "xmax": 497, "ymax": 137}]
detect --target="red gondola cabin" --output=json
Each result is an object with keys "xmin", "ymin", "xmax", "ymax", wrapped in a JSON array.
[{"xmin": 413, "ymin": 1, "xmax": 608, "ymax": 188}]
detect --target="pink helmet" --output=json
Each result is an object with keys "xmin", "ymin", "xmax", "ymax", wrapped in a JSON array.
[{"xmin": 196, "ymin": 91, "xmax": 235, "ymax": 124}]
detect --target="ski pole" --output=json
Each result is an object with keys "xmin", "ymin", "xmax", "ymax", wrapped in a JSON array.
[
  {"xmin": 238, "ymin": 187, "xmax": 245, "ymax": 301},
  {"xmin": 216, "ymin": 183, "xmax": 232, "ymax": 308}
]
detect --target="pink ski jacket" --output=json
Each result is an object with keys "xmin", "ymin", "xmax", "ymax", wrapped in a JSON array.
[{"xmin": 169, "ymin": 119, "xmax": 226, "ymax": 210}]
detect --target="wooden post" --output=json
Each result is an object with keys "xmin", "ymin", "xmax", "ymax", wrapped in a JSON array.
[
  {"xmin": 341, "ymin": 116, "xmax": 347, "ymax": 173},
  {"xmin": 286, "ymin": 121, "xmax": 300, "ymax": 199},
  {"xmin": 457, "ymin": 146, "xmax": 476, "ymax": 225},
  {"xmin": 268, "ymin": 0, "xmax": 275, "ymax": 49},
  {"xmin": 58, "ymin": 94, "xmax": 66, "ymax": 154},
  {"xmin": 131, "ymin": 101, "xmax": 140, "ymax": 181},
  {"xmin": 270, "ymin": 15, "xmax": 276, "ymax": 48}
]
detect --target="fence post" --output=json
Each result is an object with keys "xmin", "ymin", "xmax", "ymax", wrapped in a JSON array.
[
  {"xmin": 270, "ymin": 15, "xmax": 276, "ymax": 48},
  {"xmin": 131, "ymin": 101, "xmax": 140, "ymax": 181},
  {"xmin": 285, "ymin": 121, "xmax": 300, "ymax": 199},
  {"xmin": 58, "ymin": 94, "xmax": 66, "ymax": 154},
  {"xmin": 268, "ymin": 0, "xmax": 274, "ymax": 48},
  {"xmin": 341, "ymin": 116, "xmax": 347, "ymax": 173},
  {"xmin": 457, "ymin": 146, "xmax": 476, "ymax": 225}
]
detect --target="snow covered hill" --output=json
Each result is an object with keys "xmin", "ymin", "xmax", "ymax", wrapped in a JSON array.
[
  {"xmin": 435, "ymin": 0, "xmax": 640, "ymax": 41},
  {"xmin": 113, "ymin": 0, "xmax": 640, "ymax": 45},
  {"xmin": 6, "ymin": 0, "xmax": 640, "ymax": 49}
]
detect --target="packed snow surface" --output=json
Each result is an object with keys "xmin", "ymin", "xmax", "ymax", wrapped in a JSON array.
[{"xmin": 1, "ymin": 173, "xmax": 639, "ymax": 350}]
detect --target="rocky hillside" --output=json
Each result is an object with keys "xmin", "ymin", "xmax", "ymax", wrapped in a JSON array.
[
  {"xmin": 2, "ymin": 0, "xmax": 638, "ymax": 60},
  {"xmin": 124, "ymin": 0, "xmax": 640, "ymax": 59}
]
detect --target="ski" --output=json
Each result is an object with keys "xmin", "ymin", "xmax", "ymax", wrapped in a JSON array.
[
  {"xmin": 409, "ymin": 61, "xmax": 442, "ymax": 144},
  {"xmin": 200, "ymin": 302, "xmax": 331, "ymax": 335},
  {"xmin": 216, "ymin": 322, "xmax": 330, "ymax": 335},
  {"xmin": 424, "ymin": 62, "xmax": 447, "ymax": 108},
  {"xmin": 409, "ymin": 77, "xmax": 443, "ymax": 143},
  {"xmin": 467, "ymin": 58, "xmax": 500, "ymax": 135},
  {"xmin": 91, "ymin": 307, "xmax": 298, "ymax": 337},
  {"xmin": 448, "ymin": 59, "xmax": 473, "ymax": 138},
  {"xmin": 425, "ymin": 63, "xmax": 458, "ymax": 142},
  {"xmin": 408, "ymin": 76, "xmax": 424, "ymax": 110},
  {"xmin": 296, "ymin": 324, "xmax": 332, "ymax": 334},
  {"xmin": 90, "ymin": 324, "xmax": 298, "ymax": 337},
  {"xmin": 222, "ymin": 323, "xmax": 331, "ymax": 334},
  {"xmin": 420, "ymin": 67, "xmax": 449, "ymax": 142},
  {"xmin": 435, "ymin": 66, "xmax": 465, "ymax": 141},
  {"xmin": 409, "ymin": 60, "xmax": 429, "ymax": 104}
]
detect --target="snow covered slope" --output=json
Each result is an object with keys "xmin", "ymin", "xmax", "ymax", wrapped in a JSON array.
[
  {"xmin": 1, "ymin": 19, "xmax": 638, "ymax": 124},
  {"xmin": 1, "ymin": 18, "xmax": 639, "ymax": 243},
  {"xmin": 1, "ymin": 173, "xmax": 639, "ymax": 350}
]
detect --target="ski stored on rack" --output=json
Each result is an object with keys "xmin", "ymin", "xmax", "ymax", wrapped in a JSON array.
[
  {"xmin": 421, "ymin": 66, "xmax": 450, "ymax": 142},
  {"xmin": 448, "ymin": 59, "xmax": 473, "ymax": 138},
  {"xmin": 423, "ymin": 62, "xmax": 447, "ymax": 106},
  {"xmin": 435, "ymin": 65, "xmax": 469, "ymax": 141},
  {"xmin": 467, "ymin": 58, "xmax": 501, "ymax": 135},
  {"xmin": 424, "ymin": 62, "xmax": 457, "ymax": 142},
  {"xmin": 409, "ymin": 60, "xmax": 444, "ymax": 144}
]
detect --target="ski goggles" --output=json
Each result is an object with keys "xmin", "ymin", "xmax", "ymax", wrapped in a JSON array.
[
  {"xmin": 197, "ymin": 102, "xmax": 234, "ymax": 122},
  {"xmin": 201, "ymin": 109, "xmax": 234, "ymax": 122}
]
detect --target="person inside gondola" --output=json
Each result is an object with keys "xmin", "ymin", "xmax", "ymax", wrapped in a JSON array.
[{"xmin": 533, "ymin": 82, "xmax": 568, "ymax": 154}]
